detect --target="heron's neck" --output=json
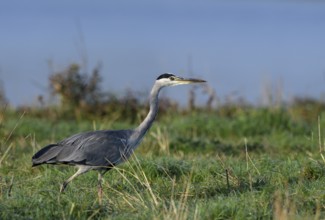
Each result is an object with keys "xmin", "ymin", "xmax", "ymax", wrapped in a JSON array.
[{"xmin": 133, "ymin": 84, "xmax": 161, "ymax": 143}]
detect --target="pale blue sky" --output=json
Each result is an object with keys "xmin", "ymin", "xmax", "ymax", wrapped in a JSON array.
[{"xmin": 1, "ymin": 1, "xmax": 325, "ymax": 106}]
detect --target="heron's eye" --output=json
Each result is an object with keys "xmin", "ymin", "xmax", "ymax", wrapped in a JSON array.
[{"xmin": 170, "ymin": 76, "xmax": 175, "ymax": 81}]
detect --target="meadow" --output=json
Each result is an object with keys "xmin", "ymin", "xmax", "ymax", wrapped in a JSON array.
[{"xmin": 0, "ymin": 100, "xmax": 325, "ymax": 219}]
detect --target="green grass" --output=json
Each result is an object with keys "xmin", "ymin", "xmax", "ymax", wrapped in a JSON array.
[{"xmin": 0, "ymin": 108, "xmax": 324, "ymax": 219}]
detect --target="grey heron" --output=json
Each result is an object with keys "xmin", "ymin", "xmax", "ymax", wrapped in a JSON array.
[{"xmin": 32, "ymin": 73, "xmax": 206, "ymax": 196}]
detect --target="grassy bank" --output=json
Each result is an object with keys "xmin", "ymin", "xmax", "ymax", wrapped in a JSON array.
[{"xmin": 0, "ymin": 107, "xmax": 324, "ymax": 219}]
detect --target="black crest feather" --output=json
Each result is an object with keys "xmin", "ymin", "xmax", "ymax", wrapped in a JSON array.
[{"xmin": 156, "ymin": 73, "xmax": 175, "ymax": 80}]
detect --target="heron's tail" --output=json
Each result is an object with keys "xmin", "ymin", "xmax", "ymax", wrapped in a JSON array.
[{"xmin": 32, "ymin": 144, "xmax": 62, "ymax": 166}]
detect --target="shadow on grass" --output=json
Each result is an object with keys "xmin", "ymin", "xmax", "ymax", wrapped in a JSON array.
[
  {"xmin": 193, "ymin": 176, "xmax": 269, "ymax": 199},
  {"xmin": 172, "ymin": 137, "xmax": 266, "ymax": 156}
]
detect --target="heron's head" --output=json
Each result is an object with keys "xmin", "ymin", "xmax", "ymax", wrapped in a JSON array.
[{"xmin": 156, "ymin": 73, "xmax": 206, "ymax": 87}]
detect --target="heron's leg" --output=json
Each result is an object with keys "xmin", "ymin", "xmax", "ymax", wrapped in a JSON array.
[
  {"xmin": 97, "ymin": 170, "xmax": 107, "ymax": 204},
  {"xmin": 60, "ymin": 166, "xmax": 90, "ymax": 193}
]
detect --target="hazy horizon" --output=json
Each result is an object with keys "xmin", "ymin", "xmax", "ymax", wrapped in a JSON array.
[{"xmin": 1, "ymin": 1, "xmax": 325, "ymax": 107}]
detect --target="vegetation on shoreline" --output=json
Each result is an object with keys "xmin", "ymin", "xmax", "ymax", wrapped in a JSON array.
[
  {"xmin": 0, "ymin": 64, "xmax": 324, "ymax": 219},
  {"xmin": 0, "ymin": 100, "xmax": 325, "ymax": 219}
]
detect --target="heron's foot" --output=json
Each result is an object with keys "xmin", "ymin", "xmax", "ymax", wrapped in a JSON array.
[{"xmin": 60, "ymin": 182, "xmax": 68, "ymax": 193}]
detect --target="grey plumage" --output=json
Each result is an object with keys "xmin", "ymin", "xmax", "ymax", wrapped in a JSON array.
[
  {"xmin": 33, "ymin": 130, "xmax": 133, "ymax": 167},
  {"xmin": 32, "ymin": 73, "xmax": 206, "ymax": 194}
]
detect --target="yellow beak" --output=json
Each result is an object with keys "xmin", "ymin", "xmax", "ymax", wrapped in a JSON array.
[{"xmin": 174, "ymin": 76, "xmax": 206, "ymax": 84}]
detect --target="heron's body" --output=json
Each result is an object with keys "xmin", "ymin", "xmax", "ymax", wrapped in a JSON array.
[
  {"xmin": 32, "ymin": 73, "xmax": 205, "ymax": 195},
  {"xmin": 32, "ymin": 129, "xmax": 134, "ymax": 168}
]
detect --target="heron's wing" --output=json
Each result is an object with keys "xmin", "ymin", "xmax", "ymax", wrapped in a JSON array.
[
  {"xmin": 32, "ymin": 144, "xmax": 63, "ymax": 166},
  {"xmin": 32, "ymin": 130, "xmax": 133, "ymax": 167},
  {"xmin": 57, "ymin": 130, "xmax": 131, "ymax": 166}
]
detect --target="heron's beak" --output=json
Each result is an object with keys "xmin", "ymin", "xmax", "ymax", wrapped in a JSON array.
[{"xmin": 174, "ymin": 76, "xmax": 206, "ymax": 84}]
